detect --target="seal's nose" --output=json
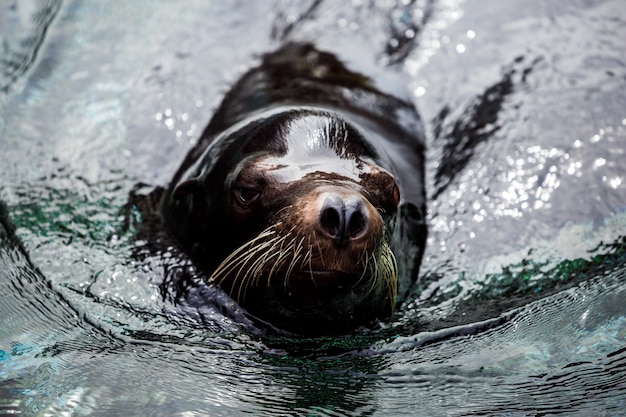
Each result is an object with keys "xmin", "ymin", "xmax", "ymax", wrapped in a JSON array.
[{"xmin": 319, "ymin": 194, "xmax": 368, "ymax": 247}]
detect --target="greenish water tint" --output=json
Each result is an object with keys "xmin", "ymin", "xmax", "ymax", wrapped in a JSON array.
[{"xmin": 1, "ymin": 0, "xmax": 626, "ymax": 415}]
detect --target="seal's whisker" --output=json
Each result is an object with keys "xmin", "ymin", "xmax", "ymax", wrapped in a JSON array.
[
  {"xmin": 236, "ymin": 234, "xmax": 289, "ymax": 297},
  {"xmin": 210, "ymin": 228, "xmax": 277, "ymax": 281},
  {"xmin": 235, "ymin": 271, "xmax": 251, "ymax": 303},
  {"xmin": 353, "ymin": 250, "xmax": 370, "ymax": 288},
  {"xmin": 298, "ymin": 234, "xmax": 310, "ymax": 271},
  {"xmin": 284, "ymin": 235, "xmax": 306, "ymax": 289},
  {"xmin": 284, "ymin": 253, "xmax": 301, "ymax": 290},
  {"xmin": 377, "ymin": 252, "xmax": 389, "ymax": 300},
  {"xmin": 313, "ymin": 231, "xmax": 327, "ymax": 269},
  {"xmin": 255, "ymin": 232, "xmax": 288, "ymax": 275},
  {"xmin": 235, "ymin": 240, "xmax": 280, "ymax": 302},
  {"xmin": 380, "ymin": 243, "xmax": 398, "ymax": 311},
  {"xmin": 367, "ymin": 251, "xmax": 381, "ymax": 295},
  {"xmin": 265, "ymin": 242, "xmax": 294, "ymax": 287},
  {"xmin": 233, "ymin": 250, "xmax": 265, "ymax": 302},
  {"xmin": 230, "ymin": 262, "xmax": 251, "ymax": 303},
  {"xmin": 272, "ymin": 205, "xmax": 293, "ymax": 220},
  {"xmin": 212, "ymin": 230, "xmax": 281, "ymax": 302},
  {"xmin": 249, "ymin": 247, "xmax": 276, "ymax": 285},
  {"xmin": 283, "ymin": 239, "xmax": 299, "ymax": 289},
  {"xmin": 265, "ymin": 233, "xmax": 297, "ymax": 286},
  {"xmin": 301, "ymin": 243, "xmax": 314, "ymax": 279},
  {"xmin": 216, "ymin": 238, "xmax": 275, "ymax": 286}
]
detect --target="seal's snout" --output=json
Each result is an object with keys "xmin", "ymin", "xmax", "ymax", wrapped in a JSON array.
[{"xmin": 318, "ymin": 192, "xmax": 370, "ymax": 247}]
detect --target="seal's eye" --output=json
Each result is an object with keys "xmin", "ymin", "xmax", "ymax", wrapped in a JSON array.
[
  {"xmin": 235, "ymin": 186, "xmax": 261, "ymax": 204},
  {"xmin": 391, "ymin": 183, "xmax": 400, "ymax": 206}
]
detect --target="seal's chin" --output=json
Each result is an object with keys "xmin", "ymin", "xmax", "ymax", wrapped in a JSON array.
[
  {"xmin": 287, "ymin": 270, "xmax": 361, "ymax": 289},
  {"xmin": 234, "ymin": 268, "xmax": 395, "ymax": 335},
  {"xmin": 263, "ymin": 270, "xmax": 363, "ymax": 308}
]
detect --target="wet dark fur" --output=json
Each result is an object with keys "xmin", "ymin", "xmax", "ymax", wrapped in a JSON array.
[{"xmin": 129, "ymin": 43, "xmax": 427, "ymax": 335}]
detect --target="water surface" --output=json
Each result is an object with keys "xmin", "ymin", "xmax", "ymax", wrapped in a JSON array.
[{"xmin": 1, "ymin": 0, "xmax": 625, "ymax": 415}]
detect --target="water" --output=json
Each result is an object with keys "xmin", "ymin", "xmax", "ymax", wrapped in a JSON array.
[{"xmin": 1, "ymin": 0, "xmax": 625, "ymax": 415}]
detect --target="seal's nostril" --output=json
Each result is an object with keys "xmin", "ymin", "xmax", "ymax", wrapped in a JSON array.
[
  {"xmin": 320, "ymin": 204, "xmax": 342, "ymax": 238},
  {"xmin": 319, "ymin": 195, "xmax": 368, "ymax": 246},
  {"xmin": 346, "ymin": 204, "xmax": 366, "ymax": 238}
]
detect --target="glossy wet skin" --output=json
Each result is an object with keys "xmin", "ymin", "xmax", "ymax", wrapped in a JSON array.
[{"xmin": 225, "ymin": 111, "xmax": 401, "ymax": 242}]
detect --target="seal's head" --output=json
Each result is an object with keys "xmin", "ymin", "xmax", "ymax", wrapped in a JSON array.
[{"xmin": 163, "ymin": 109, "xmax": 410, "ymax": 334}]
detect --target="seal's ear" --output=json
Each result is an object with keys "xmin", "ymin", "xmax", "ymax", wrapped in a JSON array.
[
  {"xmin": 164, "ymin": 178, "xmax": 213, "ymax": 249},
  {"xmin": 172, "ymin": 179, "xmax": 202, "ymax": 201},
  {"xmin": 170, "ymin": 179, "xmax": 209, "ymax": 213}
]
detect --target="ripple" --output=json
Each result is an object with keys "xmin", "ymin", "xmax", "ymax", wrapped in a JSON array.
[{"xmin": 0, "ymin": 0, "xmax": 62, "ymax": 94}]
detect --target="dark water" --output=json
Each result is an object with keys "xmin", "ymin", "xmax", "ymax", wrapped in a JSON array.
[{"xmin": 1, "ymin": 0, "xmax": 626, "ymax": 415}]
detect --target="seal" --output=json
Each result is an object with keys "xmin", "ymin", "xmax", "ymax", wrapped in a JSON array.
[{"xmin": 161, "ymin": 43, "xmax": 426, "ymax": 335}]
